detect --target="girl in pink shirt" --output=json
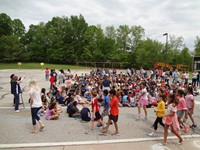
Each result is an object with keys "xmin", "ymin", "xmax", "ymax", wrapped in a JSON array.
[
  {"xmin": 176, "ymin": 89, "xmax": 189, "ymax": 133},
  {"xmin": 185, "ymin": 86, "xmax": 197, "ymax": 128},
  {"xmin": 162, "ymin": 93, "xmax": 183, "ymax": 145}
]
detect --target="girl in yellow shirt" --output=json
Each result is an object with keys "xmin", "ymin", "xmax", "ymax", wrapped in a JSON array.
[{"xmin": 149, "ymin": 94, "xmax": 166, "ymax": 136}]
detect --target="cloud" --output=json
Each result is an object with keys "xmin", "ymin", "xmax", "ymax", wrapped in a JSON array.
[{"xmin": 0, "ymin": 0, "xmax": 199, "ymax": 50}]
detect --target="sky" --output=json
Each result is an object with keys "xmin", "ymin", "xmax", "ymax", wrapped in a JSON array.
[{"xmin": 0, "ymin": 0, "xmax": 200, "ymax": 50}]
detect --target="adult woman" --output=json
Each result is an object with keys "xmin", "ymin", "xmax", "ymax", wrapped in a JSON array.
[
  {"xmin": 29, "ymin": 79, "xmax": 45, "ymax": 133},
  {"xmin": 11, "ymin": 75, "xmax": 24, "ymax": 112}
]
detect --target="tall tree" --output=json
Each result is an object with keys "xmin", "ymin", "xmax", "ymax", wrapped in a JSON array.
[
  {"xmin": 135, "ymin": 38, "xmax": 163, "ymax": 69},
  {"xmin": 130, "ymin": 25, "xmax": 145, "ymax": 50},
  {"xmin": 194, "ymin": 36, "xmax": 200, "ymax": 56},
  {"xmin": 12, "ymin": 19, "xmax": 25, "ymax": 37},
  {"xmin": 169, "ymin": 35, "xmax": 185, "ymax": 51},
  {"xmin": 116, "ymin": 25, "xmax": 131, "ymax": 51},
  {"xmin": 0, "ymin": 13, "xmax": 12, "ymax": 36}
]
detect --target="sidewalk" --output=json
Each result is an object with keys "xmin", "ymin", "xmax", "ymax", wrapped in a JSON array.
[{"xmin": 2, "ymin": 137, "xmax": 200, "ymax": 150}]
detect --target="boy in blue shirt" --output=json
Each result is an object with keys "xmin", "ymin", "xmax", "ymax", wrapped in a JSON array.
[{"xmin": 97, "ymin": 90, "xmax": 112, "ymax": 127}]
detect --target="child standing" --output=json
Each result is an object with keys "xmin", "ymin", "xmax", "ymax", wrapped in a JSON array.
[
  {"xmin": 98, "ymin": 90, "xmax": 110, "ymax": 127},
  {"xmin": 161, "ymin": 93, "xmax": 183, "ymax": 145},
  {"xmin": 176, "ymin": 89, "xmax": 189, "ymax": 133},
  {"xmin": 149, "ymin": 94, "xmax": 165, "ymax": 136},
  {"xmin": 45, "ymin": 68, "xmax": 50, "ymax": 81},
  {"xmin": 85, "ymin": 92, "xmax": 104, "ymax": 134},
  {"xmin": 101, "ymin": 89, "xmax": 119, "ymax": 135},
  {"xmin": 185, "ymin": 86, "xmax": 197, "ymax": 128},
  {"xmin": 137, "ymin": 82, "xmax": 148, "ymax": 120}
]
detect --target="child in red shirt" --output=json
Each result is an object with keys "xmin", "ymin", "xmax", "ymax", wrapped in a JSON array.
[
  {"xmin": 85, "ymin": 92, "xmax": 104, "ymax": 134},
  {"xmin": 102, "ymin": 89, "xmax": 119, "ymax": 135}
]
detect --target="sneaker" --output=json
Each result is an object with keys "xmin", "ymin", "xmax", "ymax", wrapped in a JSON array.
[
  {"xmin": 15, "ymin": 110, "xmax": 20, "ymax": 113},
  {"xmin": 97, "ymin": 124, "xmax": 103, "ymax": 127},
  {"xmin": 149, "ymin": 132, "xmax": 156, "ymax": 136},
  {"xmin": 84, "ymin": 129, "xmax": 93, "ymax": 135},
  {"xmin": 190, "ymin": 124, "xmax": 197, "ymax": 128},
  {"xmin": 184, "ymin": 125, "xmax": 189, "ymax": 133},
  {"xmin": 144, "ymin": 116, "xmax": 148, "ymax": 121},
  {"xmin": 111, "ymin": 132, "xmax": 120, "ymax": 136},
  {"xmin": 136, "ymin": 116, "xmax": 141, "ymax": 120}
]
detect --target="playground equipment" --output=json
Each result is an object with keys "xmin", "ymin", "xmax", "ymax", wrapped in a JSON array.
[{"xmin": 154, "ymin": 62, "xmax": 190, "ymax": 71}]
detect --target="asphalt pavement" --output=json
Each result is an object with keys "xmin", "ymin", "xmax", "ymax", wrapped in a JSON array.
[{"xmin": 0, "ymin": 69, "xmax": 200, "ymax": 150}]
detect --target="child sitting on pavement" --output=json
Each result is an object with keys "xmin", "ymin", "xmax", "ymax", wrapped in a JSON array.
[
  {"xmin": 45, "ymin": 102, "xmax": 59, "ymax": 120},
  {"xmin": 81, "ymin": 103, "xmax": 91, "ymax": 122}
]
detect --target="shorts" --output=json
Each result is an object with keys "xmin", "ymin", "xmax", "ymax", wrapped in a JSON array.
[
  {"xmin": 177, "ymin": 110, "xmax": 184, "ymax": 118},
  {"xmin": 101, "ymin": 109, "xmax": 109, "ymax": 117},
  {"xmin": 92, "ymin": 111, "xmax": 101, "ymax": 121},
  {"xmin": 139, "ymin": 98, "xmax": 148, "ymax": 106},
  {"xmin": 109, "ymin": 114, "xmax": 118, "ymax": 123}
]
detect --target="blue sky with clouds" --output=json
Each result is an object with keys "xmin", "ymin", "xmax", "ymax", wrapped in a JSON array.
[{"xmin": 0, "ymin": 0, "xmax": 200, "ymax": 50}]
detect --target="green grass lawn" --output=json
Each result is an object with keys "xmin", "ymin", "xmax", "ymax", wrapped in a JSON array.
[{"xmin": 0, "ymin": 63, "xmax": 87, "ymax": 70}]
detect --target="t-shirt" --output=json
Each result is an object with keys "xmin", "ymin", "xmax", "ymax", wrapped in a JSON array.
[
  {"xmin": 102, "ymin": 79, "xmax": 111, "ymax": 87},
  {"xmin": 81, "ymin": 107, "xmax": 90, "ymax": 120},
  {"xmin": 110, "ymin": 96, "xmax": 119, "ymax": 116},
  {"xmin": 104, "ymin": 95, "xmax": 110, "ymax": 109},
  {"xmin": 122, "ymin": 95, "xmax": 128, "ymax": 102},
  {"xmin": 69, "ymin": 106, "xmax": 79, "ymax": 117},
  {"xmin": 45, "ymin": 69, "xmax": 49, "ymax": 75},
  {"xmin": 45, "ymin": 109, "xmax": 53, "ymax": 120},
  {"xmin": 167, "ymin": 103, "xmax": 177, "ymax": 115},
  {"xmin": 177, "ymin": 97, "xmax": 187, "ymax": 111},
  {"xmin": 92, "ymin": 98, "xmax": 99, "ymax": 113},
  {"xmin": 141, "ymin": 88, "xmax": 148, "ymax": 100},
  {"xmin": 29, "ymin": 88, "xmax": 42, "ymax": 108},
  {"xmin": 156, "ymin": 101, "xmax": 166, "ymax": 117},
  {"xmin": 185, "ymin": 94, "xmax": 194, "ymax": 109}
]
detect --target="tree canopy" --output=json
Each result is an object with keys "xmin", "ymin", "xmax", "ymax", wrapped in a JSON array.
[{"xmin": 0, "ymin": 13, "xmax": 195, "ymax": 69}]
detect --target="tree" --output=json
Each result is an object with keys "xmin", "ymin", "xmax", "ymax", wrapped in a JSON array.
[
  {"xmin": 180, "ymin": 47, "xmax": 192, "ymax": 66},
  {"xmin": 0, "ymin": 13, "xmax": 12, "ymax": 37},
  {"xmin": 194, "ymin": 36, "xmax": 200, "ymax": 56},
  {"xmin": 105, "ymin": 26, "xmax": 116, "ymax": 40},
  {"xmin": 134, "ymin": 38, "xmax": 163, "ymax": 69},
  {"xmin": 116, "ymin": 25, "xmax": 131, "ymax": 51},
  {"xmin": 169, "ymin": 35, "xmax": 185, "ymax": 51},
  {"xmin": 12, "ymin": 19, "xmax": 25, "ymax": 37},
  {"xmin": 130, "ymin": 25, "xmax": 145, "ymax": 51}
]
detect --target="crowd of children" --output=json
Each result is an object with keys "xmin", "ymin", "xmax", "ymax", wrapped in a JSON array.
[{"xmin": 26, "ymin": 67, "xmax": 199, "ymax": 141}]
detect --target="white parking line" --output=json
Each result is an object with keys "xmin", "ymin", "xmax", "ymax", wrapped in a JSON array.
[
  {"xmin": 195, "ymin": 101, "xmax": 200, "ymax": 105},
  {"xmin": 0, "ymin": 135, "xmax": 199, "ymax": 149}
]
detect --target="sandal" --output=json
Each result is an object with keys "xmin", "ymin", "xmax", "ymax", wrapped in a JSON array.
[
  {"xmin": 31, "ymin": 130, "xmax": 38, "ymax": 134},
  {"xmin": 40, "ymin": 125, "xmax": 45, "ymax": 131}
]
